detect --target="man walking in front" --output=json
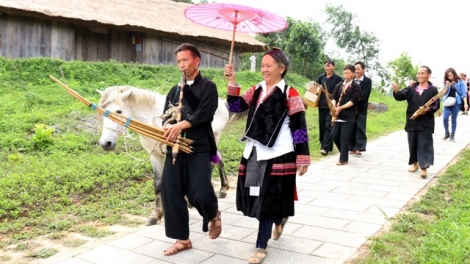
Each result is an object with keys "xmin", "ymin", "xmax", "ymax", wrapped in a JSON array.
[{"xmin": 161, "ymin": 43, "xmax": 221, "ymax": 256}]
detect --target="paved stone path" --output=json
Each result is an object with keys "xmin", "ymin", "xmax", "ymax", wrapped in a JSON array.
[{"xmin": 45, "ymin": 114, "xmax": 470, "ymax": 264}]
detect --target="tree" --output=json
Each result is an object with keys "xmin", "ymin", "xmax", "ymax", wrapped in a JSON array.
[
  {"xmin": 255, "ymin": 17, "xmax": 327, "ymax": 80},
  {"xmin": 324, "ymin": 4, "xmax": 384, "ymax": 80},
  {"xmin": 387, "ymin": 52, "xmax": 418, "ymax": 88},
  {"xmin": 285, "ymin": 19, "xmax": 325, "ymax": 78}
]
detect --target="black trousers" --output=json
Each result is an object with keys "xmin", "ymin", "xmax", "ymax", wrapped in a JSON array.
[
  {"xmin": 407, "ymin": 131, "xmax": 434, "ymax": 169},
  {"xmin": 161, "ymin": 151, "xmax": 218, "ymax": 240},
  {"xmin": 350, "ymin": 111, "xmax": 368, "ymax": 151},
  {"xmin": 332, "ymin": 121, "xmax": 353, "ymax": 162},
  {"xmin": 318, "ymin": 108, "xmax": 333, "ymax": 151}
]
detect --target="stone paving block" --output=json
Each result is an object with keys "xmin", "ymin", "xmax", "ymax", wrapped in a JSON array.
[
  {"xmin": 289, "ymin": 212, "xmax": 350, "ymax": 229},
  {"xmin": 306, "ymin": 173, "xmax": 355, "ymax": 181},
  {"xmin": 229, "ymin": 216, "xmax": 259, "ymax": 229},
  {"xmin": 268, "ymin": 234, "xmax": 323, "ymax": 254},
  {"xmin": 380, "ymin": 174, "xmax": 431, "ymax": 183},
  {"xmin": 199, "ymin": 254, "xmax": 246, "ymax": 264},
  {"xmin": 294, "ymin": 204, "xmax": 332, "ymax": 216},
  {"xmin": 350, "ymin": 177, "xmax": 403, "ymax": 186},
  {"xmin": 190, "ymin": 237, "xmax": 255, "ymax": 259},
  {"xmin": 331, "ymin": 187, "xmax": 388, "ymax": 198},
  {"xmin": 297, "ymin": 190, "xmax": 352, "ymax": 201},
  {"xmin": 107, "ymin": 234, "xmax": 154, "ymax": 250},
  {"xmin": 55, "ymin": 258, "xmax": 94, "ymax": 264},
  {"xmin": 341, "ymin": 170, "xmax": 384, "ymax": 179},
  {"xmin": 309, "ymin": 199, "xmax": 371, "ymax": 212},
  {"xmin": 317, "ymin": 179, "xmax": 369, "ymax": 189},
  {"xmin": 76, "ymin": 244, "xmax": 159, "ymax": 264},
  {"xmin": 365, "ymin": 184, "xmax": 420, "ymax": 195},
  {"xmin": 294, "ymin": 195, "xmax": 316, "ymax": 204},
  {"xmin": 383, "ymin": 192, "xmax": 416, "ymax": 201},
  {"xmin": 135, "ymin": 225, "xmax": 205, "ymax": 242},
  {"xmin": 260, "ymin": 247, "xmax": 339, "ymax": 264},
  {"xmin": 346, "ymin": 196, "xmax": 407, "ymax": 208},
  {"xmin": 398, "ymin": 181, "xmax": 430, "ymax": 189},
  {"xmin": 295, "ymin": 183, "xmax": 337, "ymax": 192},
  {"xmin": 321, "ymin": 209, "xmax": 387, "ymax": 225},
  {"xmin": 294, "ymin": 226, "xmax": 367, "ymax": 248},
  {"xmin": 312, "ymin": 243, "xmax": 358, "ymax": 263},
  {"xmin": 133, "ymin": 239, "xmax": 214, "ymax": 264},
  {"xmin": 342, "ymin": 221, "xmax": 383, "ymax": 235}
]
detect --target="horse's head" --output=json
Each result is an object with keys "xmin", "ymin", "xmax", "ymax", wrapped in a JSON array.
[{"xmin": 97, "ymin": 86, "xmax": 134, "ymax": 151}]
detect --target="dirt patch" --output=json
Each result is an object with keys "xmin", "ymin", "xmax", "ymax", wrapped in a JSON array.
[{"xmin": 344, "ymin": 145, "xmax": 470, "ymax": 264}]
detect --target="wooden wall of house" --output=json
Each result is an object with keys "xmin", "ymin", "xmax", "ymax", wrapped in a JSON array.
[
  {"xmin": 0, "ymin": 13, "xmax": 74, "ymax": 60},
  {"xmin": 140, "ymin": 34, "xmax": 239, "ymax": 69},
  {"xmin": 0, "ymin": 12, "xmax": 241, "ymax": 69}
]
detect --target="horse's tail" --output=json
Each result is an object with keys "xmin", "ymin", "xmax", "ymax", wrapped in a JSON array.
[{"xmin": 224, "ymin": 100, "xmax": 248, "ymax": 125}]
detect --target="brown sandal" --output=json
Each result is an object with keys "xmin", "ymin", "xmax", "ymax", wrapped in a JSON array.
[
  {"xmin": 163, "ymin": 239, "xmax": 192, "ymax": 256},
  {"xmin": 208, "ymin": 211, "xmax": 221, "ymax": 239}
]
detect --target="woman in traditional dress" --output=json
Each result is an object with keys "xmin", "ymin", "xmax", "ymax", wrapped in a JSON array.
[{"xmin": 224, "ymin": 48, "xmax": 310, "ymax": 264}]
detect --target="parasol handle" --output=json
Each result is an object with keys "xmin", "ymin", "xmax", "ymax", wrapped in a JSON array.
[{"xmin": 228, "ymin": 23, "xmax": 237, "ymax": 65}]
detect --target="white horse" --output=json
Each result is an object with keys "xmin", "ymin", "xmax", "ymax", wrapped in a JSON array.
[{"xmin": 97, "ymin": 86, "xmax": 233, "ymax": 225}]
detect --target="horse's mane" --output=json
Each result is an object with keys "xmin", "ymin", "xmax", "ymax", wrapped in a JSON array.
[{"xmin": 99, "ymin": 86, "xmax": 160, "ymax": 107}]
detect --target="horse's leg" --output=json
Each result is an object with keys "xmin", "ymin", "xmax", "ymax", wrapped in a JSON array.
[
  {"xmin": 146, "ymin": 155, "xmax": 164, "ymax": 226},
  {"xmin": 216, "ymin": 150, "xmax": 230, "ymax": 198}
]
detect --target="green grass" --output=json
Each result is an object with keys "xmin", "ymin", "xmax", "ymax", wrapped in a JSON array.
[{"xmin": 0, "ymin": 57, "xmax": 407, "ymax": 260}]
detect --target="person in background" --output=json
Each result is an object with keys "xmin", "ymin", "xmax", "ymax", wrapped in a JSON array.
[
  {"xmin": 442, "ymin": 68, "xmax": 468, "ymax": 141},
  {"xmin": 331, "ymin": 64, "xmax": 362, "ymax": 165},
  {"xmin": 392, "ymin": 66, "xmax": 439, "ymax": 178},
  {"xmin": 224, "ymin": 48, "xmax": 310, "ymax": 264},
  {"xmin": 349, "ymin": 61, "xmax": 372, "ymax": 156},
  {"xmin": 160, "ymin": 43, "xmax": 221, "ymax": 256},
  {"xmin": 250, "ymin": 53, "xmax": 256, "ymax": 72},
  {"xmin": 316, "ymin": 60, "xmax": 343, "ymax": 156},
  {"xmin": 459, "ymin": 72, "xmax": 469, "ymax": 114}
]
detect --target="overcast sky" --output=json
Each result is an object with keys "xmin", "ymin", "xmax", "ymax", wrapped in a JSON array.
[{"xmin": 193, "ymin": 0, "xmax": 469, "ymax": 85}]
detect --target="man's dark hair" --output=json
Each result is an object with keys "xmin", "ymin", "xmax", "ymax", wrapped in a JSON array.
[
  {"xmin": 420, "ymin": 65, "xmax": 432, "ymax": 74},
  {"xmin": 344, "ymin": 64, "xmax": 355, "ymax": 72},
  {"xmin": 174, "ymin": 43, "xmax": 201, "ymax": 59},
  {"xmin": 354, "ymin": 61, "xmax": 365, "ymax": 69},
  {"xmin": 324, "ymin": 59, "xmax": 335, "ymax": 66}
]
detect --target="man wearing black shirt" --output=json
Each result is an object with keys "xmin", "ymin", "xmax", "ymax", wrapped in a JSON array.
[
  {"xmin": 331, "ymin": 64, "xmax": 362, "ymax": 165},
  {"xmin": 349, "ymin": 61, "xmax": 372, "ymax": 155},
  {"xmin": 161, "ymin": 43, "xmax": 221, "ymax": 256},
  {"xmin": 316, "ymin": 60, "xmax": 343, "ymax": 155}
]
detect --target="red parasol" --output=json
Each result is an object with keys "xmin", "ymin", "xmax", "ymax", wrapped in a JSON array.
[{"xmin": 184, "ymin": 3, "xmax": 287, "ymax": 64}]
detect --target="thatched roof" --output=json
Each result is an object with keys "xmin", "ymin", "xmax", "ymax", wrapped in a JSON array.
[{"xmin": 0, "ymin": 0, "xmax": 268, "ymax": 52}]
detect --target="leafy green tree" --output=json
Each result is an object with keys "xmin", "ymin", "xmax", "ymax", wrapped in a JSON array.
[
  {"xmin": 324, "ymin": 4, "xmax": 385, "ymax": 80},
  {"xmin": 285, "ymin": 19, "xmax": 325, "ymax": 78},
  {"xmin": 255, "ymin": 17, "xmax": 327, "ymax": 80},
  {"xmin": 387, "ymin": 52, "xmax": 418, "ymax": 88}
]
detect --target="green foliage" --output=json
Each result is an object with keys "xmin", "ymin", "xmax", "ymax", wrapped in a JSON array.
[
  {"xmin": 387, "ymin": 52, "xmax": 419, "ymax": 88},
  {"xmin": 256, "ymin": 17, "xmax": 327, "ymax": 80},
  {"xmin": 30, "ymin": 124, "xmax": 55, "ymax": 150},
  {"xmin": 324, "ymin": 4, "xmax": 384, "ymax": 80}
]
